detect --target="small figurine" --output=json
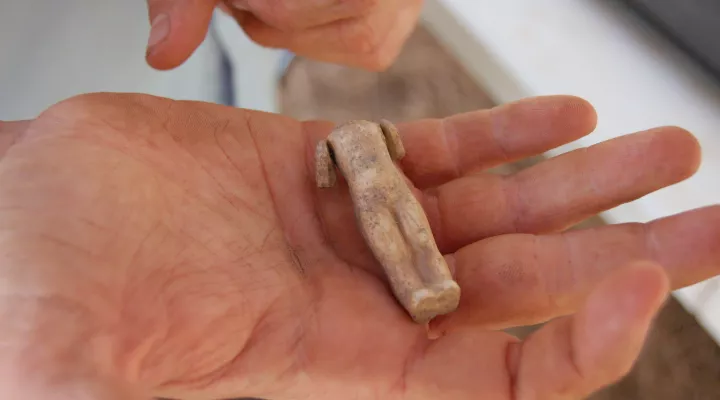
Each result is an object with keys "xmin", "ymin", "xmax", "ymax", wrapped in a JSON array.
[{"xmin": 315, "ymin": 119, "xmax": 461, "ymax": 323}]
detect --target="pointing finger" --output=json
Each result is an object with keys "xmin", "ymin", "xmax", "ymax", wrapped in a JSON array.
[
  {"xmin": 425, "ymin": 126, "xmax": 701, "ymax": 252},
  {"xmin": 397, "ymin": 95, "xmax": 598, "ymax": 189}
]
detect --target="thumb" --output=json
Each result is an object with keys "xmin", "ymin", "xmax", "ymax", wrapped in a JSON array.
[
  {"xmin": 510, "ymin": 261, "xmax": 670, "ymax": 399},
  {"xmin": 145, "ymin": 0, "xmax": 217, "ymax": 70}
]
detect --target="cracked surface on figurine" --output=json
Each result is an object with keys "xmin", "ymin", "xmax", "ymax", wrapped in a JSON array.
[{"xmin": 315, "ymin": 119, "xmax": 461, "ymax": 323}]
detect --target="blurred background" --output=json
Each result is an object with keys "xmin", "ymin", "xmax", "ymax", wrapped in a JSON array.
[{"xmin": 2, "ymin": 0, "xmax": 720, "ymax": 398}]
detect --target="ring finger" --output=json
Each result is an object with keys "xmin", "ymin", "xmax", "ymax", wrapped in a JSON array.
[{"xmin": 422, "ymin": 126, "xmax": 701, "ymax": 252}]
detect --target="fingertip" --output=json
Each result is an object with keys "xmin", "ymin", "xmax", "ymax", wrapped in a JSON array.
[
  {"xmin": 145, "ymin": 0, "xmax": 216, "ymax": 70},
  {"xmin": 554, "ymin": 95, "xmax": 598, "ymax": 137},
  {"xmin": 585, "ymin": 261, "xmax": 669, "ymax": 329},
  {"xmin": 622, "ymin": 261, "xmax": 671, "ymax": 299},
  {"xmin": 549, "ymin": 95, "xmax": 598, "ymax": 130},
  {"xmin": 491, "ymin": 95, "xmax": 598, "ymax": 155},
  {"xmin": 652, "ymin": 126, "xmax": 703, "ymax": 180},
  {"xmin": 576, "ymin": 262, "xmax": 669, "ymax": 377},
  {"xmin": 500, "ymin": 261, "xmax": 671, "ymax": 399}
]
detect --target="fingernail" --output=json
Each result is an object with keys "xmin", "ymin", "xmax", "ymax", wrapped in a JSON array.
[
  {"xmin": 147, "ymin": 13, "xmax": 170, "ymax": 51},
  {"xmin": 231, "ymin": 0, "xmax": 250, "ymax": 10}
]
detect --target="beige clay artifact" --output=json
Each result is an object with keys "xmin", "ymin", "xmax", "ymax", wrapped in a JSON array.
[{"xmin": 315, "ymin": 119, "xmax": 461, "ymax": 323}]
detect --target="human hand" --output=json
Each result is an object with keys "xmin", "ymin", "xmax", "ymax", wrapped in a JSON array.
[
  {"xmin": 144, "ymin": 0, "xmax": 422, "ymax": 71},
  {"xmin": 0, "ymin": 93, "xmax": 718, "ymax": 400}
]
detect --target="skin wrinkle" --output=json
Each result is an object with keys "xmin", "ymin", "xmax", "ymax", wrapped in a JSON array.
[
  {"xmin": 90, "ymin": 157, "xmax": 124, "ymax": 211},
  {"xmin": 145, "ymin": 106, "xmax": 272, "ymax": 229},
  {"xmin": 258, "ymin": 226, "xmax": 278, "ymax": 251},
  {"xmin": 338, "ymin": 0, "xmax": 407, "ymax": 62},
  {"xmin": 164, "ymin": 188, "xmax": 252, "ymax": 258},
  {"xmin": 389, "ymin": 331, "xmax": 430, "ymax": 396},
  {"xmin": 338, "ymin": 15, "xmax": 380, "ymax": 56},
  {"xmin": 270, "ymin": 321, "xmax": 311, "ymax": 399},
  {"xmin": 81, "ymin": 95, "xmax": 167, "ymax": 140},
  {"xmin": 257, "ymin": 294, "xmax": 321, "ymax": 399},
  {"xmin": 241, "ymin": 112, "xmax": 292, "ymax": 246},
  {"xmin": 370, "ymin": 0, "xmax": 420, "ymax": 69},
  {"xmin": 40, "ymin": 138, "xmax": 180, "ymax": 212},
  {"xmin": 439, "ymin": 118, "xmax": 462, "ymax": 179},
  {"xmin": 0, "ymin": 121, "xmax": 28, "ymax": 158},
  {"xmin": 505, "ymin": 334, "xmax": 531, "ymax": 400},
  {"xmin": 578, "ymin": 147, "xmax": 604, "ymax": 208},
  {"xmin": 177, "ymin": 124, "xmax": 255, "ymax": 221},
  {"xmin": 214, "ymin": 119, "xmax": 265, "ymax": 199},
  {"xmin": 419, "ymin": 187, "xmax": 447, "ymax": 252},
  {"xmin": 643, "ymin": 221, "xmax": 660, "ymax": 266},
  {"xmin": 0, "ymin": 211, "xmax": 116, "ymax": 263},
  {"xmin": 301, "ymin": 123, "xmax": 336, "ymax": 252},
  {"xmin": 288, "ymin": 275, "xmax": 322, "ymax": 378},
  {"xmin": 554, "ymin": 231, "xmax": 580, "ymax": 312},
  {"xmin": 530, "ymin": 235, "xmax": 556, "ymax": 320},
  {"xmin": 285, "ymin": 241, "xmax": 307, "ymax": 277},
  {"xmin": 13, "ymin": 231, "xmax": 109, "ymax": 277},
  {"xmin": 146, "ymin": 113, "xmax": 257, "ymax": 231},
  {"xmin": 151, "ymin": 278, "xmax": 251, "ymax": 394},
  {"xmin": 398, "ymin": 331, "xmax": 439, "ymax": 398},
  {"xmin": 263, "ymin": 0, "xmax": 293, "ymax": 28},
  {"xmin": 501, "ymin": 177, "xmax": 523, "ymax": 234},
  {"xmin": 564, "ymin": 318, "xmax": 585, "ymax": 387},
  {"xmin": 213, "ymin": 120, "xmax": 272, "ymax": 222},
  {"xmin": 120, "ymin": 222, "xmax": 174, "ymax": 360},
  {"xmin": 119, "ymin": 209, "xmax": 263, "ymax": 390},
  {"xmin": 160, "ymin": 307, "xmax": 239, "ymax": 383},
  {"xmin": 118, "ymin": 220, "xmax": 162, "ymax": 376},
  {"xmin": 488, "ymin": 105, "xmax": 512, "ymax": 164},
  {"xmin": 239, "ymin": 112, "xmax": 319, "ymax": 299},
  {"xmin": 300, "ymin": 121, "xmax": 364, "ymax": 274},
  {"xmin": 156, "ymin": 301, "xmax": 256, "ymax": 392},
  {"xmin": 173, "ymin": 223, "xmax": 235, "ymax": 264}
]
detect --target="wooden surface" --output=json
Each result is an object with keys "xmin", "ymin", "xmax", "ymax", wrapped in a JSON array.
[{"xmin": 279, "ymin": 24, "xmax": 720, "ymax": 399}]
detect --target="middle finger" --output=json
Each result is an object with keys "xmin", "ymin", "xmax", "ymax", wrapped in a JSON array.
[{"xmin": 423, "ymin": 126, "xmax": 701, "ymax": 253}]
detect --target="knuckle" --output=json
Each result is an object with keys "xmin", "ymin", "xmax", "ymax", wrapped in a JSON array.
[
  {"xmin": 338, "ymin": 12, "xmax": 408, "ymax": 70},
  {"xmin": 253, "ymin": 0, "xmax": 299, "ymax": 29},
  {"xmin": 337, "ymin": 0, "xmax": 380, "ymax": 14},
  {"xmin": 339, "ymin": 18, "xmax": 385, "ymax": 57},
  {"xmin": 241, "ymin": 22, "xmax": 275, "ymax": 47},
  {"xmin": 365, "ymin": 50, "xmax": 397, "ymax": 71}
]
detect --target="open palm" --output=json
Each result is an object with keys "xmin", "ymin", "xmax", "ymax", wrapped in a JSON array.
[{"xmin": 0, "ymin": 93, "xmax": 718, "ymax": 400}]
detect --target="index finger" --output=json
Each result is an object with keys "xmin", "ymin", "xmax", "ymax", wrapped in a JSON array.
[{"xmin": 396, "ymin": 95, "xmax": 598, "ymax": 189}]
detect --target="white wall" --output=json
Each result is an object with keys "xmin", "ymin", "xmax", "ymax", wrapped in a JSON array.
[{"xmin": 0, "ymin": 1, "xmax": 228, "ymax": 120}]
